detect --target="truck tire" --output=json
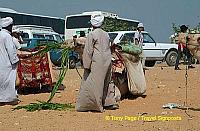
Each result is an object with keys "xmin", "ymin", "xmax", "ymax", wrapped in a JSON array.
[
  {"xmin": 145, "ymin": 60, "xmax": 156, "ymax": 67},
  {"xmin": 165, "ymin": 50, "xmax": 178, "ymax": 66}
]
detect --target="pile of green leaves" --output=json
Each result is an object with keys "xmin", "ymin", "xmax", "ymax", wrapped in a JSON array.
[
  {"xmin": 13, "ymin": 43, "xmax": 75, "ymax": 111},
  {"xmin": 14, "ymin": 101, "xmax": 74, "ymax": 112}
]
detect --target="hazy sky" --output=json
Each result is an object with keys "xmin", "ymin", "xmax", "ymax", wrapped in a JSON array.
[{"xmin": 0, "ymin": 0, "xmax": 199, "ymax": 42}]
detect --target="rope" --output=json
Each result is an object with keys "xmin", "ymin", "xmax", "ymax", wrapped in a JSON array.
[
  {"xmin": 184, "ymin": 33, "xmax": 188, "ymax": 107},
  {"xmin": 184, "ymin": 64, "xmax": 188, "ymax": 107},
  {"xmin": 75, "ymin": 67, "xmax": 82, "ymax": 79},
  {"xmin": 184, "ymin": 32, "xmax": 192, "ymax": 118}
]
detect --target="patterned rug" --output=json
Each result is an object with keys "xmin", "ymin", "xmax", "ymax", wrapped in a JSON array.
[{"xmin": 17, "ymin": 53, "xmax": 52, "ymax": 88}]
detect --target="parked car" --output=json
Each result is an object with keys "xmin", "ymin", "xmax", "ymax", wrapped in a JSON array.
[
  {"xmin": 21, "ymin": 38, "xmax": 79, "ymax": 69},
  {"xmin": 13, "ymin": 25, "xmax": 63, "ymax": 43},
  {"xmin": 50, "ymin": 48, "xmax": 79, "ymax": 69},
  {"xmin": 109, "ymin": 31, "xmax": 178, "ymax": 67}
]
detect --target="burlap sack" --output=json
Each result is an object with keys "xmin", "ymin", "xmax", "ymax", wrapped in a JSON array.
[{"xmin": 121, "ymin": 53, "xmax": 146, "ymax": 95}]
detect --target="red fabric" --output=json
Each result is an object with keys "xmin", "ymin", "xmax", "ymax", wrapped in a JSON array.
[
  {"xmin": 17, "ymin": 53, "xmax": 52, "ymax": 88},
  {"xmin": 112, "ymin": 51, "xmax": 125, "ymax": 80},
  {"xmin": 178, "ymin": 43, "xmax": 186, "ymax": 49}
]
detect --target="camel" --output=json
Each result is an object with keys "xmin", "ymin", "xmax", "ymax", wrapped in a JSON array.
[{"xmin": 179, "ymin": 33, "xmax": 200, "ymax": 62}]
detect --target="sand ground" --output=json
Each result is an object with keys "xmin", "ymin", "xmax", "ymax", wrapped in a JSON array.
[{"xmin": 0, "ymin": 63, "xmax": 200, "ymax": 131}]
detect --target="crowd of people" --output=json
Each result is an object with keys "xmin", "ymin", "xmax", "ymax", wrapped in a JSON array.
[{"xmin": 0, "ymin": 15, "xmax": 199, "ymax": 112}]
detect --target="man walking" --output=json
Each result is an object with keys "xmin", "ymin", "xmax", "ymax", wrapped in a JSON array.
[{"xmin": 76, "ymin": 13, "xmax": 118, "ymax": 112}]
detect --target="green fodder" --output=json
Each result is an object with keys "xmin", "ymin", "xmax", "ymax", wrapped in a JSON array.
[
  {"xmin": 13, "ymin": 101, "xmax": 75, "ymax": 112},
  {"xmin": 14, "ymin": 43, "xmax": 75, "ymax": 111}
]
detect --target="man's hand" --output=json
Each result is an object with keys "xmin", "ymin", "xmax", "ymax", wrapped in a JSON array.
[{"xmin": 135, "ymin": 39, "xmax": 139, "ymax": 45}]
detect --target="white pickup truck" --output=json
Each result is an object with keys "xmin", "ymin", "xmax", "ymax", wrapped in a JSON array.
[{"xmin": 109, "ymin": 31, "xmax": 178, "ymax": 67}]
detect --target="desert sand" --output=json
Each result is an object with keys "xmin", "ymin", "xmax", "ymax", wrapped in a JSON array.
[{"xmin": 0, "ymin": 63, "xmax": 200, "ymax": 131}]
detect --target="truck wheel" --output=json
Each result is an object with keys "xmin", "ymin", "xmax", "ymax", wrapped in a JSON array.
[
  {"xmin": 166, "ymin": 50, "xmax": 178, "ymax": 66},
  {"xmin": 69, "ymin": 57, "xmax": 76, "ymax": 69},
  {"xmin": 145, "ymin": 60, "xmax": 156, "ymax": 67}
]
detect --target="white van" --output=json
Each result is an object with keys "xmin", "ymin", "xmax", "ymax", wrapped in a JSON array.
[{"xmin": 13, "ymin": 25, "xmax": 63, "ymax": 43}]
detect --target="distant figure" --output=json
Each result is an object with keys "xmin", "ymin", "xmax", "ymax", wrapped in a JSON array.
[
  {"xmin": 0, "ymin": 17, "xmax": 19, "ymax": 105},
  {"xmin": 12, "ymin": 29, "xmax": 23, "ymax": 51},
  {"xmin": 134, "ymin": 23, "xmax": 144, "ymax": 48},
  {"xmin": 76, "ymin": 31, "xmax": 86, "ymax": 65},
  {"xmin": 76, "ymin": 13, "xmax": 118, "ymax": 112},
  {"xmin": 72, "ymin": 34, "xmax": 77, "ymax": 46},
  {"xmin": 175, "ymin": 25, "xmax": 195, "ymax": 70},
  {"xmin": 134, "ymin": 23, "xmax": 146, "ymax": 73}
]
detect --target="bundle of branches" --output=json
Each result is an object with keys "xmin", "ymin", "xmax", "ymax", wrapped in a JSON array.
[{"xmin": 13, "ymin": 43, "xmax": 75, "ymax": 111}]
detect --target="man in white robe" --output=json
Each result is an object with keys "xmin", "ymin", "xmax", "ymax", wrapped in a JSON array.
[
  {"xmin": 0, "ymin": 17, "xmax": 19, "ymax": 104},
  {"xmin": 76, "ymin": 14, "xmax": 118, "ymax": 112}
]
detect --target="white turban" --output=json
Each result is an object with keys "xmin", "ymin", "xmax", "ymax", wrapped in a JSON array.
[
  {"xmin": 137, "ymin": 23, "xmax": 144, "ymax": 28},
  {"xmin": 90, "ymin": 14, "xmax": 104, "ymax": 27},
  {"xmin": 0, "ymin": 17, "xmax": 13, "ymax": 28},
  {"xmin": 12, "ymin": 28, "xmax": 20, "ymax": 33}
]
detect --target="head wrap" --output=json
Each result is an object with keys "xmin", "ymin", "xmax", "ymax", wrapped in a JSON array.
[
  {"xmin": 90, "ymin": 14, "xmax": 104, "ymax": 27},
  {"xmin": 180, "ymin": 25, "xmax": 188, "ymax": 32},
  {"xmin": 137, "ymin": 23, "xmax": 144, "ymax": 28},
  {"xmin": 12, "ymin": 28, "xmax": 20, "ymax": 33},
  {"xmin": 0, "ymin": 17, "xmax": 13, "ymax": 28}
]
